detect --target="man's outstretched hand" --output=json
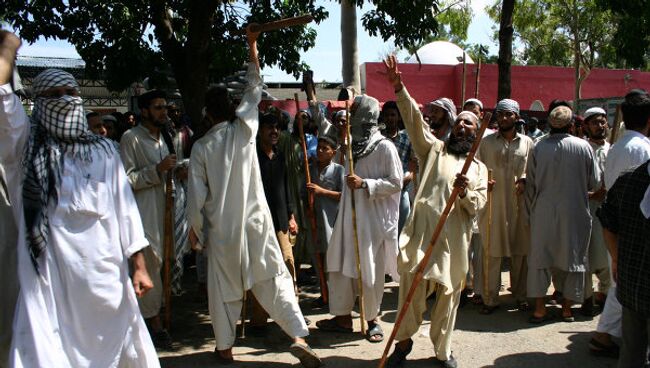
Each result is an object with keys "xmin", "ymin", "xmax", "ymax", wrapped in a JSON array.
[
  {"xmin": 246, "ymin": 26, "xmax": 261, "ymax": 70},
  {"xmin": 0, "ymin": 31, "xmax": 22, "ymax": 85},
  {"xmin": 382, "ymin": 54, "xmax": 403, "ymax": 93}
]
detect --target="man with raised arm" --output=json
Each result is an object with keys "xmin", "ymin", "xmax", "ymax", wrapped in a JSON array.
[
  {"xmin": 0, "ymin": 31, "xmax": 159, "ymax": 368},
  {"xmin": 383, "ymin": 55, "xmax": 488, "ymax": 368},
  {"xmin": 185, "ymin": 29, "xmax": 321, "ymax": 368}
]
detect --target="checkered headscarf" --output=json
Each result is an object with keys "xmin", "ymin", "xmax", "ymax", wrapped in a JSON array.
[
  {"xmin": 23, "ymin": 69, "xmax": 115, "ymax": 271},
  {"xmin": 495, "ymin": 99, "xmax": 520, "ymax": 115}
]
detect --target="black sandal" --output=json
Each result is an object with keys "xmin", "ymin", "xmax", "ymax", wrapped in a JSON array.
[{"xmin": 315, "ymin": 318, "xmax": 353, "ymax": 333}]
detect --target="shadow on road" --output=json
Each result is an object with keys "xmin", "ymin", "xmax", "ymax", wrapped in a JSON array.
[{"xmin": 481, "ymin": 332, "xmax": 616, "ymax": 368}]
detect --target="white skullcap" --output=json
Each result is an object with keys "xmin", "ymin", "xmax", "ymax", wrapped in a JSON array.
[{"xmin": 583, "ymin": 107, "xmax": 606, "ymax": 122}]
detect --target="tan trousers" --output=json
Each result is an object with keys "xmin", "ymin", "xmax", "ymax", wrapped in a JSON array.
[
  {"xmin": 483, "ymin": 255, "xmax": 528, "ymax": 306},
  {"xmin": 584, "ymin": 266, "xmax": 611, "ymax": 300},
  {"xmin": 136, "ymin": 246, "xmax": 163, "ymax": 319},
  {"xmin": 394, "ymin": 273, "xmax": 462, "ymax": 362}
]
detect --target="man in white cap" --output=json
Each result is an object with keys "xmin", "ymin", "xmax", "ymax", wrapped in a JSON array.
[
  {"xmin": 425, "ymin": 97, "xmax": 457, "ymax": 141},
  {"xmin": 525, "ymin": 105, "xmax": 598, "ymax": 323},
  {"xmin": 382, "ymin": 55, "xmax": 488, "ymax": 368},
  {"xmin": 477, "ymin": 99, "xmax": 534, "ymax": 314},
  {"xmin": 316, "ymin": 93, "xmax": 402, "ymax": 344},
  {"xmin": 581, "ymin": 107, "xmax": 611, "ymax": 316},
  {"xmin": 0, "ymin": 31, "xmax": 159, "ymax": 368}
]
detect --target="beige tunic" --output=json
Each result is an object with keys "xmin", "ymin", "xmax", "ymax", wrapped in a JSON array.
[
  {"xmin": 396, "ymin": 88, "xmax": 488, "ymax": 291},
  {"xmin": 477, "ymin": 132, "xmax": 533, "ymax": 257},
  {"xmin": 120, "ymin": 124, "xmax": 169, "ymax": 258}
]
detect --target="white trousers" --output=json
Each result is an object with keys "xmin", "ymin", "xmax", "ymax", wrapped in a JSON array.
[
  {"xmin": 208, "ymin": 269, "xmax": 308, "ymax": 351},
  {"xmin": 328, "ymin": 251, "xmax": 386, "ymax": 321},
  {"xmin": 595, "ymin": 253, "xmax": 622, "ymax": 337}
]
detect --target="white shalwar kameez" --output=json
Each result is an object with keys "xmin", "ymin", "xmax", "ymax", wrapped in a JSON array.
[
  {"xmin": 0, "ymin": 83, "xmax": 159, "ymax": 368},
  {"xmin": 186, "ymin": 63, "xmax": 308, "ymax": 350},
  {"xmin": 326, "ymin": 135, "xmax": 402, "ymax": 320}
]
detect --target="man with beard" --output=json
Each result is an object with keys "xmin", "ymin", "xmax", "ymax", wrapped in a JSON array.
[
  {"xmin": 382, "ymin": 55, "xmax": 488, "ymax": 368},
  {"xmin": 477, "ymin": 99, "xmax": 534, "ymax": 314},
  {"xmin": 0, "ymin": 31, "xmax": 159, "ymax": 367},
  {"xmin": 316, "ymin": 94, "xmax": 402, "ymax": 344},
  {"xmin": 120, "ymin": 89, "xmax": 178, "ymax": 348},
  {"xmin": 526, "ymin": 106, "xmax": 598, "ymax": 323},
  {"xmin": 186, "ymin": 30, "xmax": 320, "ymax": 367},
  {"xmin": 424, "ymin": 97, "xmax": 457, "ymax": 141},
  {"xmin": 581, "ymin": 107, "xmax": 611, "ymax": 316},
  {"xmin": 382, "ymin": 100, "xmax": 416, "ymax": 234}
]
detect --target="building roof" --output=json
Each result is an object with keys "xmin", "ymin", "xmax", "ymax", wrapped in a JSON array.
[{"xmin": 17, "ymin": 56, "xmax": 86, "ymax": 78}]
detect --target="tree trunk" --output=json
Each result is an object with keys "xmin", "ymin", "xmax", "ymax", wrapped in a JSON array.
[
  {"xmin": 497, "ymin": 0, "xmax": 515, "ymax": 101},
  {"xmin": 572, "ymin": 1, "xmax": 581, "ymax": 111},
  {"xmin": 340, "ymin": 0, "xmax": 360, "ymax": 98},
  {"xmin": 150, "ymin": 0, "xmax": 215, "ymax": 138}
]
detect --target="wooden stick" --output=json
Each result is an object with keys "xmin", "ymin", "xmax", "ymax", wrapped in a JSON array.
[
  {"xmin": 345, "ymin": 101, "xmax": 367, "ymax": 336},
  {"xmin": 162, "ymin": 172, "xmax": 174, "ymax": 330},
  {"xmin": 236, "ymin": 15, "xmax": 314, "ymax": 35},
  {"xmin": 240, "ymin": 290, "xmax": 247, "ymax": 339},
  {"xmin": 482, "ymin": 169, "xmax": 493, "ymax": 303},
  {"xmin": 294, "ymin": 93, "xmax": 329, "ymax": 304},
  {"xmin": 377, "ymin": 116, "xmax": 489, "ymax": 368},
  {"xmin": 609, "ymin": 104, "xmax": 622, "ymax": 144}
]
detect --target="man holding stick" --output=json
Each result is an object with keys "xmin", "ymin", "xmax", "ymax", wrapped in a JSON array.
[
  {"xmin": 316, "ymin": 93, "xmax": 402, "ymax": 343},
  {"xmin": 120, "ymin": 89, "xmax": 179, "ymax": 349},
  {"xmin": 186, "ymin": 28, "xmax": 320, "ymax": 367},
  {"xmin": 477, "ymin": 98, "xmax": 533, "ymax": 314},
  {"xmin": 382, "ymin": 55, "xmax": 488, "ymax": 368}
]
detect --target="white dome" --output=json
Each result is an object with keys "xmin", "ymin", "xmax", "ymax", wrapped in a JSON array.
[{"xmin": 407, "ymin": 41, "xmax": 474, "ymax": 65}]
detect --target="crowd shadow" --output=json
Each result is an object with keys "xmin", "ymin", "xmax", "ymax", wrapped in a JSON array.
[{"xmin": 481, "ymin": 331, "xmax": 616, "ymax": 368}]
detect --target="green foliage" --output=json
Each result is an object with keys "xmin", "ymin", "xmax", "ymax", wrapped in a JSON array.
[
  {"xmin": 597, "ymin": 0, "xmax": 650, "ymax": 69},
  {"xmin": 486, "ymin": 0, "xmax": 623, "ymax": 70},
  {"xmin": 1, "ymin": 1, "xmax": 329, "ymax": 91}
]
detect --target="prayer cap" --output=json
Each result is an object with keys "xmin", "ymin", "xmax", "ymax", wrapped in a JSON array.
[
  {"xmin": 456, "ymin": 111, "xmax": 479, "ymax": 125},
  {"xmin": 32, "ymin": 69, "xmax": 79, "ymax": 96},
  {"xmin": 548, "ymin": 106, "xmax": 573, "ymax": 128},
  {"xmin": 583, "ymin": 107, "xmax": 606, "ymax": 122},
  {"xmin": 495, "ymin": 99, "xmax": 520, "ymax": 115},
  {"xmin": 464, "ymin": 98, "xmax": 483, "ymax": 110}
]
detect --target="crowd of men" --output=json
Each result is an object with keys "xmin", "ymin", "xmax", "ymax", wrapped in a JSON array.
[{"xmin": 1, "ymin": 28, "xmax": 650, "ymax": 368}]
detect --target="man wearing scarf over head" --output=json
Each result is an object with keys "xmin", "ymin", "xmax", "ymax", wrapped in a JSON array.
[
  {"xmin": 382, "ymin": 55, "xmax": 487, "ymax": 368},
  {"xmin": 316, "ymin": 94, "xmax": 402, "ymax": 343},
  {"xmin": 0, "ymin": 31, "xmax": 159, "ymax": 368},
  {"xmin": 424, "ymin": 97, "xmax": 457, "ymax": 141}
]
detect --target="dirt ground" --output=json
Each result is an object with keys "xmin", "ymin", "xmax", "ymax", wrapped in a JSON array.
[{"xmin": 158, "ymin": 270, "xmax": 617, "ymax": 368}]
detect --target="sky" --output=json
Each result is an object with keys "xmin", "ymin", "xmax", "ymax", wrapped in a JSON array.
[{"xmin": 14, "ymin": 0, "xmax": 498, "ymax": 83}]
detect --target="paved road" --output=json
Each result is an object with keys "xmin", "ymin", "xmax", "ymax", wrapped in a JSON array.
[{"xmin": 158, "ymin": 274, "xmax": 616, "ymax": 368}]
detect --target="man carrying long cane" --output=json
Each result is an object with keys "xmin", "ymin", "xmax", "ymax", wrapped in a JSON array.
[
  {"xmin": 382, "ymin": 55, "xmax": 488, "ymax": 368},
  {"xmin": 316, "ymin": 93, "xmax": 402, "ymax": 343},
  {"xmin": 186, "ymin": 28, "xmax": 320, "ymax": 367}
]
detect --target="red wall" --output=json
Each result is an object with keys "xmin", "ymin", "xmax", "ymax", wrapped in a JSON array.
[{"xmin": 363, "ymin": 62, "xmax": 650, "ymax": 110}]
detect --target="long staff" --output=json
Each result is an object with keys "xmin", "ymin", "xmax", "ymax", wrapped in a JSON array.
[
  {"xmin": 482, "ymin": 169, "xmax": 493, "ymax": 302},
  {"xmin": 378, "ymin": 114, "xmax": 490, "ymax": 368},
  {"xmin": 294, "ymin": 93, "xmax": 329, "ymax": 303},
  {"xmin": 608, "ymin": 104, "xmax": 622, "ymax": 144},
  {"xmin": 345, "ymin": 101, "xmax": 367, "ymax": 335},
  {"xmin": 162, "ymin": 172, "xmax": 174, "ymax": 330}
]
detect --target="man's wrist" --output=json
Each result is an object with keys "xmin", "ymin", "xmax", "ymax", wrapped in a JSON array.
[{"xmin": 394, "ymin": 83, "xmax": 403, "ymax": 93}]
